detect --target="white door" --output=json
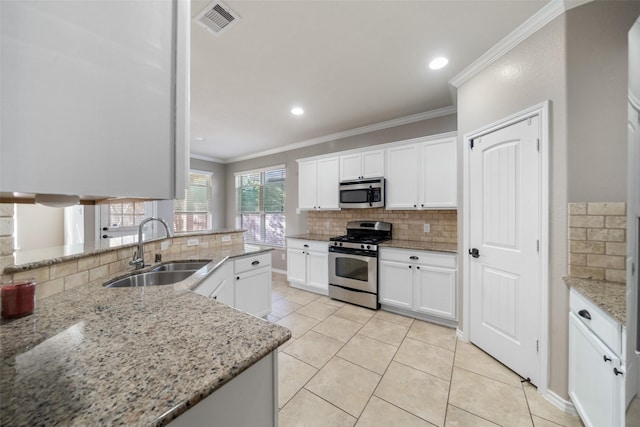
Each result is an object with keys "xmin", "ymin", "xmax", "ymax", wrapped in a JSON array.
[
  {"xmin": 468, "ymin": 116, "xmax": 541, "ymax": 384},
  {"xmin": 415, "ymin": 265, "xmax": 456, "ymax": 320},
  {"xmin": 306, "ymin": 251, "xmax": 329, "ymax": 293},
  {"xmin": 298, "ymin": 161, "xmax": 318, "ymax": 210},
  {"xmin": 316, "ymin": 157, "xmax": 340, "ymax": 210},
  {"xmin": 385, "ymin": 144, "xmax": 419, "ymax": 209},
  {"xmin": 421, "ymin": 138, "xmax": 457, "ymax": 208},
  {"xmin": 378, "ymin": 259, "xmax": 413, "ymax": 309}
]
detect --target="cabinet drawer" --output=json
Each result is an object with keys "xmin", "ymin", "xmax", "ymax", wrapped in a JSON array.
[
  {"xmin": 286, "ymin": 239, "xmax": 328, "ymax": 253},
  {"xmin": 234, "ymin": 253, "xmax": 271, "ymax": 274},
  {"xmin": 379, "ymin": 247, "xmax": 456, "ymax": 269},
  {"xmin": 569, "ymin": 288, "xmax": 622, "ymax": 355}
]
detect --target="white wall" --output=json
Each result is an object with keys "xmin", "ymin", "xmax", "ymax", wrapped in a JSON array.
[{"xmin": 15, "ymin": 204, "xmax": 64, "ymax": 251}]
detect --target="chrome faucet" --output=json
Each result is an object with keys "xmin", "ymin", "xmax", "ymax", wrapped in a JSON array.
[{"xmin": 130, "ymin": 217, "xmax": 172, "ymax": 269}]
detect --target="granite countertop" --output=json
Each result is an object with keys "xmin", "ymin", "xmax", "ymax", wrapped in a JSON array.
[
  {"xmin": 287, "ymin": 235, "xmax": 458, "ymax": 253},
  {"xmin": 286, "ymin": 233, "xmax": 332, "ymax": 242},
  {"xmin": 380, "ymin": 239, "xmax": 458, "ymax": 253},
  {"xmin": 0, "ymin": 245, "xmax": 291, "ymax": 426},
  {"xmin": 563, "ymin": 276, "xmax": 626, "ymax": 325}
]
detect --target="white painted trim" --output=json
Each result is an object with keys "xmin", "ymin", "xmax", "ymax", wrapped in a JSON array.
[
  {"xmin": 462, "ymin": 101, "xmax": 550, "ymax": 394},
  {"xmin": 297, "ymin": 130, "xmax": 458, "ymax": 163},
  {"xmin": 190, "ymin": 153, "xmax": 226, "ymax": 164},
  {"xmin": 544, "ymin": 388, "xmax": 578, "ymax": 416},
  {"xmin": 449, "ymin": 0, "xmax": 591, "ymax": 88},
  {"xmin": 233, "ymin": 164, "xmax": 286, "ymax": 177},
  {"xmin": 630, "ymin": 89, "xmax": 640, "ymax": 113},
  {"xmin": 456, "ymin": 328, "xmax": 469, "ymax": 343},
  {"xmin": 191, "ymin": 106, "xmax": 457, "ymax": 164},
  {"xmin": 271, "ymin": 268, "xmax": 287, "ymax": 276}
]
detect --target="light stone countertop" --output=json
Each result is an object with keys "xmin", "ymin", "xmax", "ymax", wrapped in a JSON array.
[
  {"xmin": 0, "ymin": 244, "xmax": 291, "ymax": 426},
  {"xmin": 287, "ymin": 234, "xmax": 458, "ymax": 253},
  {"xmin": 563, "ymin": 276, "xmax": 626, "ymax": 325}
]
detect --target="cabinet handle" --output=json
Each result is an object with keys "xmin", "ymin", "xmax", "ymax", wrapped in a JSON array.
[
  {"xmin": 236, "ymin": 276, "xmax": 240, "ymax": 280},
  {"xmin": 213, "ymin": 296, "xmax": 217, "ymax": 300},
  {"xmin": 413, "ymin": 204, "xmax": 417, "ymax": 208},
  {"xmin": 409, "ymin": 265, "xmax": 412, "ymax": 269},
  {"xmin": 604, "ymin": 355, "xmax": 612, "ymax": 363},
  {"xmin": 303, "ymin": 244, "xmax": 309, "ymax": 248},
  {"xmin": 421, "ymin": 204, "xmax": 424, "ymax": 207},
  {"xmin": 410, "ymin": 256, "xmax": 419, "ymax": 260},
  {"xmin": 251, "ymin": 260, "xmax": 260, "ymax": 266},
  {"xmin": 578, "ymin": 309, "xmax": 591, "ymax": 320},
  {"xmin": 614, "ymin": 367, "xmax": 624, "ymax": 376},
  {"xmin": 416, "ymin": 266, "xmax": 420, "ymax": 270}
]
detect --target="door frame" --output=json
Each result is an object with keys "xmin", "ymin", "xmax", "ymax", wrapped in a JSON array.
[{"xmin": 461, "ymin": 101, "xmax": 550, "ymax": 394}]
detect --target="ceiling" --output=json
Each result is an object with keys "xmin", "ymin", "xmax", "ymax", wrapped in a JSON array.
[{"xmin": 189, "ymin": 0, "xmax": 548, "ymax": 163}]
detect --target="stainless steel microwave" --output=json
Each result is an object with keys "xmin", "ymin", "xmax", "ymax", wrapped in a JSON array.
[{"xmin": 339, "ymin": 177, "xmax": 385, "ymax": 209}]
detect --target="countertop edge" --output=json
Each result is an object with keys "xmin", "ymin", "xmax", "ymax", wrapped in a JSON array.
[
  {"xmin": 563, "ymin": 276, "xmax": 626, "ymax": 325},
  {"xmin": 286, "ymin": 235, "xmax": 458, "ymax": 253}
]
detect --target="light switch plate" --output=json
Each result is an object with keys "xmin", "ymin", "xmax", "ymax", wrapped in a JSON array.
[
  {"xmin": 187, "ymin": 238, "xmax": 199, "ymax": 246},
  {"xmin": 423, "ymin": 224, "xmax": 430, "ymax": 233}
]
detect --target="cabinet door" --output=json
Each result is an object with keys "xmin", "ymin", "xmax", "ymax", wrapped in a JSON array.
[
  {"xmin": 569, "ymin": 313, "xmax": 624, "ymax": 427},
  {"xmin": 211, "ymin": 276, "xmax": 235, "ymax": 307},
  {"xmin": 194, "ymin": 262, "xmax": 232, "ymax": 298},
  {"xmin": 385, "ymin": 144, "xmax": 419, "ymax": 209},
  {"xmin": 235, "ymin": 268, "xmax": 272, "ymax": 318},
  {"xmin": 414, "ymin": 266, "xmax": 456, "ymax": 320},
  {"xmin": 421, "ymin": 138, "xmax": 457, "ymax": 208},
  {"xmin": 298, "ymin": 160, "xmax": 318, "ymax": 210},
  {"xmin": 306, "ymin": 251, "xmax": 329, "ymax": 294},
  {"xmin": 379, "ymin": 259, "xmax": 413, "ymax": 309},
  {"xmin": 361, "ymin": 150, "xmax": 385, "ymax": 178},
  {"xmin": 340, "ymin": 154, "xmax": 363, "ymax": 181},
  {"xmin": 316, "ymin": 157, "xmax": 340, "ymax": 210},
  {"xmin": 0, "ymin": 0, "xmax": 189, "ymax": 199},
  {"xmin": 287, "ymin": 249, "xmax": 307, "ymax": 284}
]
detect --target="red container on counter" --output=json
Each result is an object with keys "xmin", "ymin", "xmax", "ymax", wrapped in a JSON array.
[{"xmin": 1, "ymin": 279, "xmax": 35, "ymax": 319}]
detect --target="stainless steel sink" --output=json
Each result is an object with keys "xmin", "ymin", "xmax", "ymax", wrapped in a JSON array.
[
  {"xmin": 105, "ymin": 271, "xmax": 195, "ymax": 288},
  {"xmin": 151, "ymin": 261, "xmax": 210, "ymax": 272}
]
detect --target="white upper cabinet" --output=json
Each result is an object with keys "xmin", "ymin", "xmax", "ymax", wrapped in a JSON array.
[
  {"xmin": 0, "ymin": 0, "xmax": 189, "ymax": 200},
  {"xmin": 386, "ymin": 135, "xmax": 457, "ymax": 209},
  {"xmin": 297, "ymin": 157, "xmax": 340, "ymax": 210},
  {"xmin": 339, "ymin": 150, "xmax": 385, "ymax": 181},
  {"xmin": 421, "ymin": 137, "xmax": 457, "ymax": 208}
]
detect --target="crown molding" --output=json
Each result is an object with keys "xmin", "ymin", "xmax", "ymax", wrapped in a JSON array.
[
  {"xmin": 223, "ymin": 105, "xmax": 457, "ymax": 164},
  {"xmin": 189, "ymin": 152, "xmax": 226, "ymax": 164},
  {"xmin": 449, "ymin": 0, "xmax": 591, "ymax": 88}
]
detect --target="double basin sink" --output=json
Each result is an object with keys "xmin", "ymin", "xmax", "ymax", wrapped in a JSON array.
[{"xmin": 105, "ymin": 261, "xmax": 211, "ymax": 288}]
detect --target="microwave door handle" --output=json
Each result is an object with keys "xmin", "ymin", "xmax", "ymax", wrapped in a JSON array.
[{"xmin": 367, "ymin": 187, "xmax": 373, "ymax": 207}]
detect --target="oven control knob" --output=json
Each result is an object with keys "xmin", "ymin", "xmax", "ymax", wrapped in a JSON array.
[
  {"xmin": 339, "ymin": 242, "xmax": 343, "ymax": 246},
  {"xmin": 360, "ymin": 244, "xmax": 365, "ymax": 249},
  {"xmin": 366, "ymin": 245, "xmax": 371, "ymax": 249}
]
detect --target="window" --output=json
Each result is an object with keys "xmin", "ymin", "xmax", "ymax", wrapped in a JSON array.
[
  {"xmin": 236, "ymin": 166, "xmax": 286, "ymax": 246},
  {"xmin": 108, "ymin": 201, "xmax": 147, "ymax": 228},
  {"xmin": 99, "ymin": 200, "xmax": 155, "ymax": 240},
  {"xmin": 174, "ymin": 170, "xmax": 213, "ymax": 232}
]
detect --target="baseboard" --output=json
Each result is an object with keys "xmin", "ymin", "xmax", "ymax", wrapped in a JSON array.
[
  {"xmin": 543, "ymin": 389, "xmax": 578, "ymax": 416},
  {"xmin": 271, "ymin": 268, "xmax": 287, "ymax": 276},
  {"xmin": 456, "ymin": 328, "xmax": 469, "ymax": 342}
]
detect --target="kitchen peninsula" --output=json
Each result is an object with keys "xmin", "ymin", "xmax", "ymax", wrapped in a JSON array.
[{"xmin": 0, "ymin": 231, "xmax": 290, "ymax": 426}]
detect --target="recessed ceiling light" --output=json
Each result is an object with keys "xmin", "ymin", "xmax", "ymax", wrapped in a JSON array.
[
  {"xmin": 291, "ymin": 107, "xmax": 304, "ymax": 116},
  {"xmin": 429, "ymin": 57, "xmax": 448, "ymax": 70}
]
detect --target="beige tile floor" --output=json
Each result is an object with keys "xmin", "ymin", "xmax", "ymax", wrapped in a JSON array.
[{"xmin": 268, "ymin": 273, "xmax": 584, "ymax": 427}]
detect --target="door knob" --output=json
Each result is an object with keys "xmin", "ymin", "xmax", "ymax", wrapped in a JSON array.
[{"xmin": 468, "ymin": 248, "xmax": 480, "ymax": 258}]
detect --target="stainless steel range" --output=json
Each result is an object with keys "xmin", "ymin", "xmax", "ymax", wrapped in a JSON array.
[{"xmin": 328, "ymin": 221, "xmax": 392, "ymax": 309}]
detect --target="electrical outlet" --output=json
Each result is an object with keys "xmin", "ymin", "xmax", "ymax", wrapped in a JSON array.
[
  {"xmin": 187, "ymin": 238, "xmax": 199, "ymax": 246},
  {"xmin": 161, "ymin": 241, "xmax": 169, "ymax": 250},
  {"xmin": 221, "ymin": 235, "xmax": 231, "ymax": 243},
  {"xmin": 423, "ymin": 224, "xmax": 430, "ymax": 233}
]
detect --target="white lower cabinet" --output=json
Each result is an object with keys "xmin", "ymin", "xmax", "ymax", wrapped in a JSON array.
[
  {"xmin": 168, "ymin": 351, "xmax": 278, "ymax": 427},
  {"xmin": 286, "ymin": 238, "xmax": 328, "ymax": 295},
  {"xmin": 379, "ymin": 247, "xmax": 456, "ymax": 323},
  {"xmin": 193, "ymin": 252, "xmax": 272, "ymax": 318},
  {"xmin": 569, "ymin": 288, "xmax": 625, "ymax": 427}
]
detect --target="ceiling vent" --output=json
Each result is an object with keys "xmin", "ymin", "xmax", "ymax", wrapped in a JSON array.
[{"xmin": 195, "ymin": 1, "xmax": 240, "ymax": 36}]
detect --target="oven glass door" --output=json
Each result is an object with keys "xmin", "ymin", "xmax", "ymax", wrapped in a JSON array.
[{"xmin": 329, "ymin": 251, "xmax": 377, "ymax": 293}]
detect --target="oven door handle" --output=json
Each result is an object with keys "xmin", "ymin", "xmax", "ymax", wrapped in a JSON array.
[{"xmin": 329, "ymin": 250, "xmax": 376, "ymax": 262}]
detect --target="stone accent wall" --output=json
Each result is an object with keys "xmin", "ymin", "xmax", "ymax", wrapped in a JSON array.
[
  {"xmin": 307, "ymin": 208, "xmax": 457, "ymax": 244},
  {"xmin": 568, "ymin": 202, "xmax": 626, "ymax": 282},
  {"xmin": 0, "ymin": 231, "xmax": 244, "ymax": 302}
]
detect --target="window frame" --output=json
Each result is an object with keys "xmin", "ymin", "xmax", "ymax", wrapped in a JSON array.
[
  {"xmin": 174, "ymin": 169, "xmax": 213, "ymax": 233},
  {"xmin": 235, "ymin": 165, "xmax": 286, "ymax": 247}
]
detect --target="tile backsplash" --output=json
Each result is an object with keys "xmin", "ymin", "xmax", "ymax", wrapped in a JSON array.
[
  {"xmin": 307, "ymin": 208, "xmax": 457, "ymax": 244},
  {"xmin": 568, "ymin": 202, "xmax": 626, "ymax": 282}
]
